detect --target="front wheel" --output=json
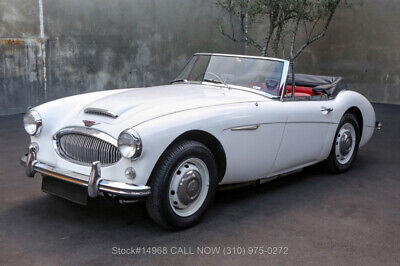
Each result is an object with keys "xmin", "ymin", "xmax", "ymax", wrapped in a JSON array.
[
  {"xmin": 145, "ymin": 140, "xmax": 218, "ymax": 230},
  {"xmin": 326, "ymin": 113, "xmax": 360, "ymax": 173}
]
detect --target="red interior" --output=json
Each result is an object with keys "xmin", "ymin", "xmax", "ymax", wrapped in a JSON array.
[
  {"xmin": 283, "ymin": 85, "xmax": 319, "ymax": 97},
  {"xmin": 253, "ymin": 82, "xmax": 320, "ymax": 97}
]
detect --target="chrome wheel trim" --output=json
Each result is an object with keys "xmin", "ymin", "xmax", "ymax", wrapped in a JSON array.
[
  {"xmin": 335, "ymin": 122, "xmax": 356, "ymax": 165},
  {"xmin": 169, "ymin": 158, "xmax": 210, "ymax": 217}
]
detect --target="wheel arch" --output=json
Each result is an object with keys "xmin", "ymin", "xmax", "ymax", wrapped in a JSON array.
[
  {"xmin": 345, "ymin": 106, "xmax": 363, "ymax": 138},
  {"xmin": 147, "ymin": 130, "xmax": 227, "ymax": 185}
]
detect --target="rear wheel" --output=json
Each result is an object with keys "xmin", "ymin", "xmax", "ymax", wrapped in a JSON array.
[
  {"xmin": 326, "ymin": 113, "xmax": 360, "ymax": 173},
  {"xmin": 146, "ymin": 140, "xmax": 217, "ymax": 230}
]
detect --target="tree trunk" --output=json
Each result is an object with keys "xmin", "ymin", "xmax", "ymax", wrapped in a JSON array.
[
  {"xmin": 244, "ymin": 12, "xmax": 248, "ymax": 55},
  {"xmin": 273, "ymin": 22, "xmax": 284, "ymax": 57},
  {"xmin": 261, "ymin": 23, "xmax": 275, "ymax": 57}
]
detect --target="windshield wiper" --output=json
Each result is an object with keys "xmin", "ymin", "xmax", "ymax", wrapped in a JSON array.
[{"xmin": 170, "ymin": 79, "xmax": 188, "ymax": 84}]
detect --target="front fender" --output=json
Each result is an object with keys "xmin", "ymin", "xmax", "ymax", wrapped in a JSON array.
[
  {"xmin": 129, "ymin": 99, "xmax": 271, "ymax": 186},
  {"xmin": 130, "ymin": 107, "xmax": 230, "ymax": 186}
]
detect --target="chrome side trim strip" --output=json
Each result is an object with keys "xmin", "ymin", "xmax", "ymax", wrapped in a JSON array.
[
  {"xmin": 230, "ymin": 124, "xmax": 260, "ymax": 131},
  {"xmin": 227, "ymin": 121, "xmax": 337, "ymax": 132}
]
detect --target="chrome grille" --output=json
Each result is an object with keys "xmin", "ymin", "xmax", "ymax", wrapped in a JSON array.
[{"xmin": 58, "ymin": 133, "xmax": 121, "ymax": 165}]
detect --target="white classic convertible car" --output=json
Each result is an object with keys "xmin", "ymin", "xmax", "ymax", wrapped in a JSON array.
[{"xmin": 21, "ymin": 53, "xmax": 380, "ymax": 229}]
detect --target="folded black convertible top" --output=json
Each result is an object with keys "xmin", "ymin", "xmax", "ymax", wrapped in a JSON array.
[{"xmin": 287, "ymin": 74, "xmax": 347, "ymax": 97}]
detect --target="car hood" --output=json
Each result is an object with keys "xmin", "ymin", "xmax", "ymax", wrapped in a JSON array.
[{"xmin": 80, "ymin": 84, "xmax": 265, "ymax": 126}]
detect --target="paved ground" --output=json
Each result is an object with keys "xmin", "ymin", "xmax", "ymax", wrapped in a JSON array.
[{"xmin": 0, "ymin": 103, "xmax": 399, "ymax": 265}]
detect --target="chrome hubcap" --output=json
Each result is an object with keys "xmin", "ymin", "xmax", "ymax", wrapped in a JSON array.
[
  {"xmin": 339, "ymin": 131, "xmax": 353, "ymax": 155},
  {"xmin": 177, "ymin": 170, "xmax": 202, "ymax": 205},
  {"xmin": 335, "ymin": 123, "xmax": 356, "ymax": 164},
  {"xmin": 169, "ymin": 158, "xmax": 209, "ymax": 217}
]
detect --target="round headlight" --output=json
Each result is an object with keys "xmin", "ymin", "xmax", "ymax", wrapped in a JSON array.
[
  {"xmin": 118, "ymin": 129, "xmax": 142, "ymax": 159},
  {"xmin": 23, "ymin": 110, "xmax": 42, "ymax": 136}
]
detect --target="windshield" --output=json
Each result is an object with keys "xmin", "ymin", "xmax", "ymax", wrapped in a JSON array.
[{"xmin": 175, "ymin": 54, "xmax": 285, "ymax": 97}]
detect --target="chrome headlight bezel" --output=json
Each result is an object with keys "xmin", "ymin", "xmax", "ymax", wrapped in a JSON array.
[
  {"xmin": 23, "ymin": 110, "xmax": 42, "ymax": 136},
  {"xmin": 117, "ymin": 128, "xmax": 142, "ymax": 160}
]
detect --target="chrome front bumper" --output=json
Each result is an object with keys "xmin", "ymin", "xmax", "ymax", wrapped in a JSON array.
[{"xmin": 20, "ymin": 145, "xmax": 151, "ymax": 199}]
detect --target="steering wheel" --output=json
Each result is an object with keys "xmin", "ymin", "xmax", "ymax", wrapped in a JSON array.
[
  {"xmin": 192, "ymin": 72, "xmax": 226, "ymax": 86},
  {"xmin": 203, "ymin": 72, "xmax": 228, "ymax": 87},
  {"xmin": 264, "ymin": 79, "xmax": 279, "ymax": 93}
]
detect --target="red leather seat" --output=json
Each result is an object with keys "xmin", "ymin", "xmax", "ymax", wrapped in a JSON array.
[{"xmin": 284, "ymin": 85, "xmax": 319, "ymax": 97}]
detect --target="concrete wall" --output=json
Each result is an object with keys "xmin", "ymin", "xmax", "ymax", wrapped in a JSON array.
[
  {"xmin": 0, "ymin": 0, "xmax": 242, "ymax": 115},
  {"xmin": 293, "ymin": 0, "xmax": 400, "ymax": 105},
  {"xmin": 0, "ymin": 0, "xmax": 42, "ymax": 115},
  {"xmin": 0, "ymin": 0, "xmax": 399, "ymax": 115}
]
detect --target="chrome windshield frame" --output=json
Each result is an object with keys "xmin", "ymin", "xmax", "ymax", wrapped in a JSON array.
[
  {"xmin": 279, "ymin": 60, "xmax": 290, "ymax": 101},
  {"xmin": 178, "ymin": 53, "xmax": 290, "ymax": 100}
]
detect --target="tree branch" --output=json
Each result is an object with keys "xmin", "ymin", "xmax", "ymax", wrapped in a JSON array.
[
  {"xmin": 228, "ymin": 0, "xmax": 236, "ymax": 40},
  {"xmin": 292, "ymin": 0, "xmax": 341, "ymax": 60},
  {"xmin": 290, "ymin": 17, "xmax": 300, "ymax": 60},
  {"xmin": 307, "ymin": 16, "xmax": 321, "ymax": 40},
  {"xmin": 220, "ymin": 22, "xmax": 263, "ymax": 52}
]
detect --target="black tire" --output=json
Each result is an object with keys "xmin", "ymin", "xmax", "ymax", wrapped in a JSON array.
[
  {"xmin": 326, "ymin": 112, "xmax": 361, "ymax": 173},
  {"xmin": 145, "ymin": 140, "xmax": 218, "ymax": 230}
]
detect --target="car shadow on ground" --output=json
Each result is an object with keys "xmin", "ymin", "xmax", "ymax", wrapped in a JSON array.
[{"xmin": 2, "ymin": 159, "xmax": 360, "ymax": 235}]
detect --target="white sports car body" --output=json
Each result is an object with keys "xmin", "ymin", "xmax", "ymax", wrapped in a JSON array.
[{"xmin": 21, "ymin": 53, "xmax": 380, "ymax": 228}]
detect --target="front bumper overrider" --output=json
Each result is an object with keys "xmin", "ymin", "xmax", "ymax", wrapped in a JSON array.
[{"xmin": 20, "ymin": 145, "xmax": 151, "ymax": 199}]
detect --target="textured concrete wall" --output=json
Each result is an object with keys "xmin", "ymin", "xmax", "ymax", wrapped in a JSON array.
[
  {"xmin": 0, "ymin": 0, "xmax": 399, "ymax": 115},
  {"xmin": 0, "ymin": 0, "xmax": 43, "ymax": 115},
  {"xmin": 0, "ymin": 0, "xmax": 242, "ymax": 115},
  {"xmin": 293, "ymin": 0, "xmax": 400, "ymax": 105}
]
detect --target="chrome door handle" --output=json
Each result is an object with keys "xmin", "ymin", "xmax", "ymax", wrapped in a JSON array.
[{"xmin": 321, "ymin": 106, "xmax": 333, "ymax": 113}]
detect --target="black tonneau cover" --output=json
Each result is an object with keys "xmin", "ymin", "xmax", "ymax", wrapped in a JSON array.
[{"xmin": 287, "ymin": 74, "xmax": 347, "ymax": 97}]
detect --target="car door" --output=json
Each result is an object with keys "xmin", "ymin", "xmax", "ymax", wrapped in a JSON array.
[
  {"xmin": 271, "ymin": 98, "xmax": 334, "ymax": 174},
  {"xmin": 219, "ymin": 59, "xmax": 291, "ymax": 184},
  {"xmin": 219, "ymin": 100, "xmax": 288, "ymax": 184}
]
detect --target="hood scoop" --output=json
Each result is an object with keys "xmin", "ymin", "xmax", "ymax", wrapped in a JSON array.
[{"xmin": 84, "ymin": 107, "xmax": 119, "ymax": 119}]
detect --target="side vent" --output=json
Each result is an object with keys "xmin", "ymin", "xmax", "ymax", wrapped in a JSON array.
[{"xmin": 84, "ymin": 108, "xmax": 118, "ymax": 118}]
